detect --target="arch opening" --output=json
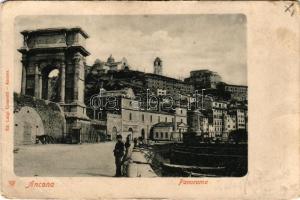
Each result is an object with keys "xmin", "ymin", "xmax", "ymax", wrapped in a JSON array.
[{"xmin": 42, "ymin": 67, "xmax": 60, "ymax": 102}]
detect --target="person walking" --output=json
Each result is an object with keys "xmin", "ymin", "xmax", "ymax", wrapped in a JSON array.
[
  {"xmin": 113, "ymin": 135, "xmax": 125, "ymax": 177},
  {"xmin": 125, "ymin": 135, "xmax": 131, "ymax": 151}
]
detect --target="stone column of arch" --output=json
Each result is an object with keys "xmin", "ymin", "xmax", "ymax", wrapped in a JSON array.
[
  {"xmin": 60, "ymin": 61, "xmax": 66, "ymax": 103},
  {"xmin": 38, "ymin": 70, "xmax": 42, "ymax": 99},
  {"xmin": 34, "ymin": 63, "xmax": 40, "ymax": 98},
  {"xmin": 73, "ymin": 53, "xmax": 81, "ymax": 102},
  {"xmin": 21, "ymin": 61, "xmax": 27, "ymax": 95}
]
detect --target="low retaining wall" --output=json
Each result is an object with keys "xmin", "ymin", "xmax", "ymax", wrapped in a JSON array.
[
  {"xmin": 14, "ymin": 93, "xmax": 66, "ymax": 142},
  {"xmin": 126, "ymin": 148, "xmax": 157, "ymax": 177}
]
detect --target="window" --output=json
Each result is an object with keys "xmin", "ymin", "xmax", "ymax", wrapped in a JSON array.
[
  {"xmin": 181, "ymin": 119, "xmax": 183, "ymax": 123},
  {"xmin": 165, "ymin": 117, "xmax": 167, "ymax": 122},
  {"xmin": 165, "ymin": 132, "xmax": 168, "ymax": 138},
  {"xmin": 142, "ymin": 114, "xmax": 144, "ymax": 122},
  {"xmin": 181, "ymin": 109, "xmax": 183, "ymax": 114},
  {"xmin": 150, "ymin": 115, "xmax": 152, "ymax": 122},
  {"xmin": 158, "ymin": 116, "xmax": 160, "ymax": 122},
  {"xmin": 160, "ymin": 132, "xmax": 163, "ymax": 138},
  {"xmin": 129, "ymin": 113, "xmax": 132, "ymax": 121},
  {"xmin": 155, "ymin": 132, "xmax": 159, "ymax": 138}
]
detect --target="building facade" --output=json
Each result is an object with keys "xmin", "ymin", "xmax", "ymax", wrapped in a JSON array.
[
  {"xmin": 220, "ymin": 83, "xmax": 248, "ymax": 102},
  {"xmin": 184, "ymin": 70, "xmax": 221, "ymax": 90},
  {"xmin": 88, "ymin": 88, "xmax": 188, "ymax": 141},
  {"xmin": 145, "ymin": 73, "xmax": 194, "ymax": 96}
]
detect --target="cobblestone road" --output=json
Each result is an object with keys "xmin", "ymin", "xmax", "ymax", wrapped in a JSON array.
[{"xmin": 14, "ymin": 142, "xmax": 116, "ymax": 177}]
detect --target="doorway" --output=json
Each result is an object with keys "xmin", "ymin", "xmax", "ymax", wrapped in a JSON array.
[{"xmin": 141, "ymin": 129, "xmax": 145, "ymax": 139}]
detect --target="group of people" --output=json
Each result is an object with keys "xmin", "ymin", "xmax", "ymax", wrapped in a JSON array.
[
  {"xmin": 113, "ymin": 135, "xmax": 146, "ymax": 177},
  {"xmin": 113, "ymin": 135, "xmax": 131, "ymax": 177}
]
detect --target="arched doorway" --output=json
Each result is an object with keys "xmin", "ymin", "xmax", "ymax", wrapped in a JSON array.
[
  {"xmin": 149, "ymin": 127, "xmax": 154, "ymax": 140},
  {"xmin": 128, "ymin": 128, "xmax": 133, "ymax": 140},
  {"xmin": 112, "ymin": 126, "xmax": 117, "ymax": 141}
]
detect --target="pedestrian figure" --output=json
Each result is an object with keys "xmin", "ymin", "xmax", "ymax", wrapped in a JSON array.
[
  {"xmin": 133, "ymin": 137, "xmax": 138, "ymax": 148},
  {"xmin": 113, "ymin": 134, "xmax": 125, "ymax": 177},
  {"xmin": 138, "ymin": 137, "xmax": 143, "ymax": 148},
  {"xmin": 125, "ymin": 135, "xmax": 131, "ymax": 150},
  {"xmin": 122, "ymin": 135, "xmax": 132, "ymax": 176}
]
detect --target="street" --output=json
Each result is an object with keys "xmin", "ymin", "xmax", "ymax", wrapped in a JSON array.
[{"xmin": 14, "ymin": 142, "xmax": 116, "ymax": 177}]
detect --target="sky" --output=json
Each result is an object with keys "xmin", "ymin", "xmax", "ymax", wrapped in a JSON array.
[{"xmin": 14, "ymin": 15, "xmax": 247, "ymax": 92}]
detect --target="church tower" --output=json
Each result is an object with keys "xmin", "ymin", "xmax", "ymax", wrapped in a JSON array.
[{"xmin": 153, "ymin": 57, "xmax": 162, "ymax": 75}]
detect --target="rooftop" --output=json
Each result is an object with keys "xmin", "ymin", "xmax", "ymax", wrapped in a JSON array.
[
  {"xmin": 145, "ymin": 73, "xmax": 190, "ymax": 85},
  {"xmin": 21, "ymin": 27, "xmax": 89, "ymax": 38},
  {"xmin": 225, "ymin": 83, "xmax": 248, "ymax": 88}
]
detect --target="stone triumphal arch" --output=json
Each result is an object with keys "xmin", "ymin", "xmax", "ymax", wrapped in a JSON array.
[{"xmin": 18, "ymin": 27, "xmax": 91, "ymax": 140}]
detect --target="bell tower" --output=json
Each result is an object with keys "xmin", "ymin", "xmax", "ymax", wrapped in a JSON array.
[{"xmin": 153, "ymin": 57, "xmax": 162, "ymax": 75}]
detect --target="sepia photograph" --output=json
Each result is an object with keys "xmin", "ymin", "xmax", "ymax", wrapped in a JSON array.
[
  {"xmin": 1, "ymin": 1, "xmax": 299, "ymax": 199},
  {"xmin": 13, "ymin": 14, "xmax": 247, "ymax": 178}
]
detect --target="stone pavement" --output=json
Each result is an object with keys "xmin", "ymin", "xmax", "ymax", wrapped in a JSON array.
[
  {"xmin": 14, "ymin": 143, "xmax": 116, "ymax": 177},
  {"xmin": 127, "ymin": 148, "xmax": 157, "ymax": 177},
  {"xmin": 14, "ymin": 142, "xmax": 158, "ymax": 177}
]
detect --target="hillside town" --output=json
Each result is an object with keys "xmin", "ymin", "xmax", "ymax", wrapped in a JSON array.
[
  {"xmin": 84, "ymin": 55, "xmax": 248, "ymax": 144},
  {"xmin": 14, "ymin": 27, "xmax": 247, "ymax": 177}
]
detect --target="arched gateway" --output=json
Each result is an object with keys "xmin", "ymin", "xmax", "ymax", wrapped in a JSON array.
[{"xmin": 18, "ymin": 27, "xmax": 91, "ymax": 143}]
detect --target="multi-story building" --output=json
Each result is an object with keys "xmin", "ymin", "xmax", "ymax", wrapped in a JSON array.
[
  {"xmin": 202, "ymin": 97, "xmax": 228, "ymax": 140},
  {"xmin": 223, "ymin": 114, "xmax": 237, "ymax": 139},
  {"xmin": 145, "ymin": 73, "xmax": 194, "ymax": 96},
  {"xmin": 152, "ymin": 121, "xmax": 188, "ymax": 141},
  {"xmin": 87, "ymin": 88, "xmax": 188, "ymax": 141},
  {"xmin": 218, "ymin": 83, "xmax": 248, "ymax": 102},
  {"xmin": 184, "ymin": 70, "xmax": 221, "ymax": 90},
  {"xmin": 228, "ymin": 106, "xmax": 247, "ymax": 130},
  {"xmin": 152, "ymin": 122, "xmax": 173, "ymax": 140}
]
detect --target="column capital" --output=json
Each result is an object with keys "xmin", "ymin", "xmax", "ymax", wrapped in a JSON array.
[
  {"xmin": 21, "ymin": 59, "xmax": 28, "ymax": 65},
  {"xmin": 73, "ymin": 52, "xmax": 82, "ymax": 62}
]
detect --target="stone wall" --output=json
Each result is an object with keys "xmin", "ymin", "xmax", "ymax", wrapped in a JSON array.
[
  {"xmin": 14, "ymin": 106, "xmax": 45, "ymax": 145},
  {"xmin": 14, "ymin": 93, "xmax": 66, "ymax": 141}
]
